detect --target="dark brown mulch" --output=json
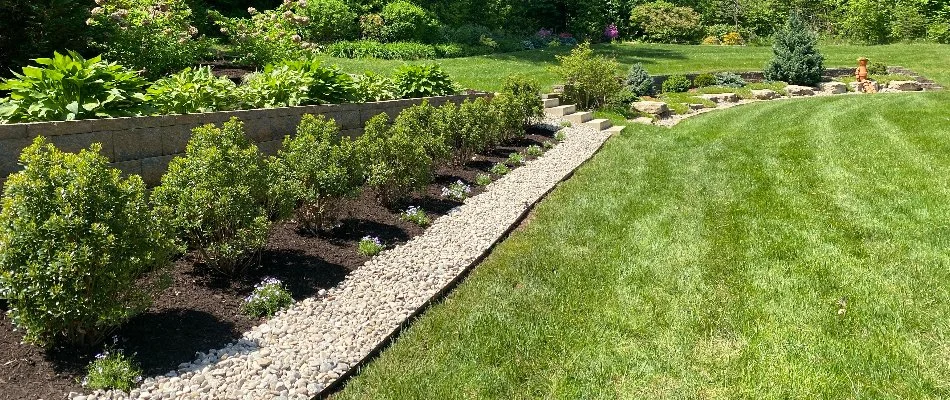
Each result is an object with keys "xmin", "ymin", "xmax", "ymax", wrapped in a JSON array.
[{"xmin": 0, "ymin": 130, "xmax": 553, "ymax": 400}]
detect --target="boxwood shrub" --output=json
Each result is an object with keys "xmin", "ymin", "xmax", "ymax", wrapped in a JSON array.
[
  {"xmin": 358, "ymin": 113, "xmax": 436, "ymax": 204},
  {"xmin": 0, "ymin": 137, "xmax": 173, "ymax": 346}
]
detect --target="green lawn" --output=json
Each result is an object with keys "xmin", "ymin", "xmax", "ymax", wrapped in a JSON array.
[
  {"xmin": 318, "ymin": 43, "xmax": 950, "ymax": 91},
  {"xmin": 336, "ymin": 91, "xmax": 950, "ymax": 399}
]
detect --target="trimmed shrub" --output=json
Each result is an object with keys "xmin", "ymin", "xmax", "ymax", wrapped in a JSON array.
[
  {"xmin": 629, "ymin": 1, "xmax": 702, "ymax": 44},
  {"xmin": 702, "ymin": 35, "xmax": 721, "ymax": 45},
  {"xmin": 497, "ymin": 75, "xmax": 543, "ymax": 130},
  {"xmin": 661, "ymin": 75, "xmax": 691, "ymax": 93},
  {"xmin": 380, "ymin": 0, "xmax": 440, "ymax": 43},
  {"xmin": 867, "ymin": 61, "xmax": 888, "ymax": 75},
  {"xmin": 87, "ymin": 0, "xmax": 212, "ymax": 78},
  {"xmin": 0, "ymin": 51, "xmax": 148, "ymax": 123},
  {"xmin": 625, "ymin": 63, "xmax": 655, "ymax": 96},
  {"xmin": 298, "ymin": 0, "xmax": 358, "ymax": 42},
  {"xmin": 147, "ymin": 66, "xmax": 238, "ymax": 114},
  {"xmin": 715, "ymin": 72, "xmax": 746, "ymax": 88},
  {"xmin": 275, "ymin": 114, "xmax": 364, "ymax": 233},
  {"xmin": 151, "ymin": 118, "xmax": 272, "ymax": 276},
  {"xmin": 554, "ymin": 43, "xmax": 623, "ymax": 109},
  {"xmin": 722, "ymin": 32, "xmax": 744, "ymax": 45},
  {"xmin": 390, "ymin": 101, "xmax": 452, "ymax": 165},
  {"xmin": 764, "ymin": 12, "xmax": 825, "ymax": 86},
  {"xmin": 0, "ymin": 137, "xmax": 172, "ymax": 346},
  {"xmin": 358, "ymin": 113, "xmax": 436, "ymax": 204},
  {"xmin": 391, "ymin": 64, "xmax": 456, "ymax": 98},
  {"xmin": 448, "ymin": 98, "xmax": 496, "ymax": 164},
  {"xmin": 693, "ymin": 73, "xmax": 717, "ymax": 88}
]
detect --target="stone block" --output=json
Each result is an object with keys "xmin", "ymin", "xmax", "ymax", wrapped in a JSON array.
[
  {"xmin": 0, "ymin": 124, "xmax": 27, "ymax": 140},
  {"xmin": 631, "ymin": 101, "xmax": 669, "ymax": 115},
  {"xmin": 113, "ymin": 129, "xmax": 162, "ymax": 162},
  {"xmin": 324, "ymin": 110, "xmax": 362, "ymax": 131},
  {"xmin": 242, "ymin": 116, "xmax": 277, "ymax": 143},
  {"xmin": 785, "ymin": 85, "xmax": 816, "ymax": 96},
  {"xmin": 47, "ymin": 131, "xmax": 114, "ymax": 158},
  {"xmin": 161, "ymin": 126, "xmax": 193, "ymax": 156},
  {"xmin": 0, "ymin": 138, "xmax": 34, "ymax": 178},
  {"xmin": 887, "ymin": 80, "xmax": 922, "ymax": 91},
  {"xmin": 111, "ymin": 159, "xmax": 143, "ymax": 177},
  {"xmin": 256, "ymin": 139, "xmax": 282, "ymax": 156},
  {"xmin": 819, "ymin": 82, "xmax": 847, "ymax": 94},
  {"xmin": 26, "ymin": 119, "xmax": 102, "ymax": 137},
  {"xmin": 850, "ymin": 81, "xmax": 881, "ymax": 93},
  {"xmin": 141, "ymin": 155, "xmax": 175, "ymax": 187},
  {"xmin": 750, "ymin": 89, "xmax": 781, "ymax": 100},
  {"xmin": 699, "ymin": 93, "xmax": 740, "ymax": 103}
]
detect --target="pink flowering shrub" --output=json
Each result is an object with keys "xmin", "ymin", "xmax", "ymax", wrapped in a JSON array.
[
  {"xmin": 605, "ymin": 23, "xmax": 619, "ymax": 41},
  {"xmin": 211, "ymin": 0, "xmax": 316, "ymax": 66},
  {"xmin": 86, "ymin": 0, "xmax": 211, "ymax": 77}
]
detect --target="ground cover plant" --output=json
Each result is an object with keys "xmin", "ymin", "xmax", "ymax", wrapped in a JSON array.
[{"xmin": 336, "ymin": 91, "xmax": 950, "ymax": 399}]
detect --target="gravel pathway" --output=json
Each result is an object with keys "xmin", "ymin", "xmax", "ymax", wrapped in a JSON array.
[{"xmin": 70, "ymin": 118, "xmax": 615, "ymax": 400}]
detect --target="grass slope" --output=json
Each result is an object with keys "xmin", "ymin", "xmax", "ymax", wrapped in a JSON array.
[
  {"xmin": 318, "ymin": 43, "xmax": 950, "ymax": 91},
  {"xmin": 336, "ymin": 92, "xmax": 950, "ymax": 399}
]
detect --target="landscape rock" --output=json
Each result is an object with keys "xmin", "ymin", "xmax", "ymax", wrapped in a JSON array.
[
  {"xmin": 699, "ymin": 93, "xmax": 739, "ymax": 103},
  {"xmin": 688, "ymin": 103, "xmax": 706, "ymax": 110},
  {"xmin": 785, "ymin": 85, "xmax": 816, "ymax": 96},
  {"xmin": 887, "ymin": 80, "xmax": 922, "ymax": 91},
  {"xmin": 819, "ymin": 82, "xmax": 847, "ymax": 94},
  {"xmin": 850, "ymin": 81, "xmax": 880, "ymax": 93},
  {"xmin": 631, "ymin": 101, "xmax": 669, "ymax": 116},
  {"xmin": 750, "ymin": 89, "xmax": 781, "ymax": 100}
]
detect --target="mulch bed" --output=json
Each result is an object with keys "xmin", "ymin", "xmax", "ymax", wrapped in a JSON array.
[{"xmin": 0, "ymin": 128, "xmax": 554, "ymax": 400}]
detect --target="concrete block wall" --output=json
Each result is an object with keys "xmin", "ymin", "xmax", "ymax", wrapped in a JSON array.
[{"xmin": 0, "ymin": 93, "xmax": 488, "ymax": 187}]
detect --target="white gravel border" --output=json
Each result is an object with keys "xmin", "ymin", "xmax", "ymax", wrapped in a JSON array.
[{"xmin": 69, "ymin": 117, "xmax": 615, "ymax": 400}]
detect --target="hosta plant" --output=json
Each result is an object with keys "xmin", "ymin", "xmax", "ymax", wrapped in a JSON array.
[
  {"xmin": 147, "ymin": 66, "xmax": 238, "ymax": 114},
  {"xmin": 151, "ymin": 118, "xmax": 273, "ymax": 276},
  {"xmin": 0, "ymin": 51, "xmax": 148, "ymax": 123},
  {"xmin": 0, "ymin": 137, "xmax": 173, "ymax": 346},
  {"xmin": 242, "ymin": 277, "xmax": 293, "ymax": 317},
  {"xmin": 391, "ymin": 64, "xmax": 456, "ymax": 98},
  {"xmin": 353, "ymin": 72, "xmax": 399, "ymax": 102},
  {"xmin": 282, "ymin": 58, "xmax": 357, "ymax": 104},
  {"xmin": 237, "ymin": 65, "xmax": 312, "ymax": 109},
  {"xmin": 275, "ymin": 114, "xmax": 364, "ymax": 233}
]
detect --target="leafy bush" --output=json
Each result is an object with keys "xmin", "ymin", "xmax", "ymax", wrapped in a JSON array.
[
  {"xmin": 359, "ymin": 13, "xmax": 387, "ymax": 41},
  {"xmin": 868, "ymin": 61, "xmax": 888, "ymax": 75},
  {"xmin": 722, "ymin": 32, "xmax": 744, "ymax": 45},
  {"xmin": 281, "ymin": 58, "xmax": 357, "ymax": 104},
  {"xmin": 237, "ymin": 60, "xmax": 354, "ymax": 108},
  {"xmin": 475, "ymin": 173, "xmax": 492, "ymax": 186},
  {"xmin": 242, "ymin": 278, "xmax": 293, "ymax": 317},
  {"xmin": 391, "ymin": 64, "xmax": 456, "ymax": 98},
  {"xmin": 359, "ymin": 113, "xmax": 436, "ymax": 204},
  {"xmin": 525, "ymin": 145, "xmax": 543, "ymax": 157},
  {"xmin": 400, "ymin": 206, "xmax": 430, "ymax": 226},
  {"xmin": 87, "ymin": 0, "xmax": 212, "ymax": 78},
  {"xmin": 715, "ymin": 72, "xmax": 746, "ymax": 88},
  {"xmin": 506, "ymin": 152, "xmax": 525, "ymax": 167},
  {"xmin": 441, "ymin": 180, "xmax": 472, "ymax": 201},
  {"xmin": 889, "ymin": 3, "xmax": 928, "ymax": 41},
  {"xmin": 298, "ymin": 0, "xmax": 358, "ymax": 42},
  {"xmin": 702, "ymin": 36, "xmax": 721, "ymax": 45},
  {"xmin": 448, "ymin": 98, "xmax": 496, "ymax": 164},
  {"xmin": 354, "ymin": 72, "xmax": 399, "ymax": 102},
  {"xmin": 82, "ymin": 347, "xmax": 143, "ymax": 391},
  {"xmin": 661, "ymin": 75, "xmax": 691, "ymax": 93},
  {"xmin": 693, "ymin": 73, "xmax": 717, "ymax": 88},
  {"xmin": 358, "ymin": 236, "xmax": 384, "ymax": 256},
  {"xmin": 489, "ymin": 162, "xmax": 510, "ymax": 176},
  {"xmin": 210, "ymin": 2, "xmax": 311, "ymax": 67},
  {"xmin": 325, "ymin": 40, "xmax": 437, "ymax": 60},
  {"xmin": 842, "ymin": 0, "xmax": 891, "ymax": 45},
  {"xmin": 0, "ymin": 137, "xmax": 172, "ymax": 346},
  {"xmin": 275, "ymin": 114, "xmax": 364, "ymax": 233},
  {"xmin": 0, "ymin": 52, "xmax": 148, "ymax": 123},
  {"xmin": 390, "ymin": 101, "xmax": 452, "ymax": 164},
  {"xmin": 764, "ymin": 12, "xmax": 825, "ymax": 86},
  {"xmin": 380, "ymin": 0, "xmax": 440, "ymax": 43},
  {"xmin": 554, "ymin": 43, "xmax": 622, "ymax": 109},
  {"xmin": 147, "ymin": 66, "xmax": 238, "ymax": 114},
  {"xmin": 629, "ymin": 1, "xmax": 702, "ymax": 44},
  {"xmin": 498, "ymin": 76, "xmax": 544, "ymax": 129},
  {"xmin": 625, "ymin": 63, "xmax": 655, "ymax": 96},
  {"xmin": 151, "ymin": 118, "xmax": 273, "ymax": 276},
  {"xmin": 928, "ymin": 22, "xmax": 950, "ymax": 44}
]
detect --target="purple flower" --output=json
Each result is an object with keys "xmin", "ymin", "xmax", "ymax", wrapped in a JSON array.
[{"xmin": 605, "ymin": 24, "xmax": 619, "ymax": 40}]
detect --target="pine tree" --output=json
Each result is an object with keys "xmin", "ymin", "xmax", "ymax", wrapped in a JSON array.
[{"xmin": 763, "ymin": 11, "xmax": 825, "ymax": 86}]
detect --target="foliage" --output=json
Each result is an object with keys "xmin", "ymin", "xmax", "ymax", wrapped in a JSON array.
[
  {"xmin": 525, "ymin": 145, "xmax": 544, "ymax": 157},
  {"xmin": 379, "ymin": 0, "xmax": 440, "ymax": 43},
  {"xmin": 629, "ymin": 1, "xmax": 703, "ymax": 44},
  {"xmin": 702, "ymin": 36, "xmax": 721, "ymax": 45},
  {"xmin": 868, "ymin": 61, "xmax": 888, "ymax": 75},
  {"xmin": 722, "ymin": 32, "xmax": 744, "ymax": 45},
  {"xmin": 0, "ymin": 52, "xmax": 148, "ymax": 123},
  {"xmin": 625, "ymin": 63, "xmax": 655, "ymax": 97},
  {"xmin": 359, "ymin": 113, "xmax": 436, "ymax": 204},
  {"xmin": 358, "ymin": 236, "xmax": 384, "ymax": 256},
  {"xmin": 275, "ymin": 114, "xmax": 364, "ymax": 233},
  {"xmin": 0, "ymin": 137, "xmax": 172, "ymax": 346},
  {"xmin": 554, "ymin": 43, "xmax": 622, "ymax": 109},
  {"xmin": 298, "ymin": 0, "xmax": 358, "ymax": 42},
  {"xmin": 764, "ymin": 12, "xmax": 825, "ymax": 86},
  {"xmin": 82, "ymin": 347, "xmax": 143, "ymax": 391},
  {"xmin": 237, "ymin": 60, "xmax": 354, "ymax": 108},
  {"xmin": 715, "ymin": 72, "xmax": 747, "ymax": 88},
  {"xmin": 241, "ymin": 277, "xmax": 293, "ymax": 317},
  {"xmin": 400, "ymin": 206, "xmax": 430, "ymax": 226},
  {"xmin": 391, "ymin": 64, "xmax": 456, "ymax": 98},
  {"xmin": 325, "ymin": 40, "xmax": 437, "ymax": 60},
  {"xmin": 147, "ymin": 66, "xmax": 238, "ymax": 114},
  {"xmin": 498, "ymin": 76, "xmax": 544, "ymax": 129},
  {"xmin": 555, "ymin": 130, "xmax": 567, "ymax": 142},
  {"xmin": 210, "ymin": 2, "xmax": 312, "ymax": 67},
  {"xmin": 151, "ymin": 118, "xmax": 272, "ymax": 276},
  {"xmin": 842, "ymin": 0, "xmax": 892, "ymax": 45},
  {"xmin": 489, "ymin": 162, "xmax": 510, "ymax": 176},
  {"xmin": 441, "ymin": 180, "xmax": 472, "ymax": 201},
  {"xmin": 693, "ymin": 73, "xmax": 717, "ymax": 88},
  {"xmin": 391, "ymin": 101, "xmax": 452, "ymax": 164},
  {"xmin": 0, "ymin": 0, "xmax": 94, "ymax": 76},
  {"xmin": 890, "ymin": 3, "xmax": 928, "ymax": 41},
  {"xmin": 86, "ymin": 0, "xmax": 211, "ymax": 78},
  {"xmin": 359, "ymin": 13, "xmax": 387, "ymax": 42},
  {"xmin": 661, "ymin": 75, "xmax": 691, "ymax": 93},
  {"xmin": 353, "ymin": 72, "xmax": 399, "ymax": 102},
  {"xmin": 506, "ymin": 152, "xmax": 525, "ymax": 167},
  {"xmin": 542, "ymin": 139, "xmax": 556, "ymax": 150},
  {"xmin": 928, "ymin": 22, "xmax": 950, "ymax": 44},
  {"xmin": 475, "ymin": 173, "xmax": 492, "ymax": 186},
  {"xmin": 281, "ymin": 58, "xmax": 357, "ymax": 103},
  {"xmin": 445, "ymin": 98, "xmax": 494, "ymax": 165}
]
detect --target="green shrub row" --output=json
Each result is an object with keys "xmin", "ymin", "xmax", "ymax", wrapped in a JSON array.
[
  {"xmin": 0, "ymin": 76, "xmax": 542, "ymax": 347},
  {"xmin": 0, "ymin": 52, "xmax": 458, "ymax": 123},
  {"xmin": 324, "ymin": 40, "xmax": 513, "ymax": 61}
]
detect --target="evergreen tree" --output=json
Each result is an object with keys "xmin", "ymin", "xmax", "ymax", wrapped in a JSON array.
[{"xmin": 763, "ymin": 11, "xmax": 825, "ymax": 86}]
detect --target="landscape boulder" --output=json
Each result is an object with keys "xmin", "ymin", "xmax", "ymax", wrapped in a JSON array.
[
  {"xmin": 887, "ymin": 80, "xmax": 922, "ymax": 91},
  {"xmin": 632, "ymin": 101, "xmax": 669, "ymax": 116},
  {"xmin": 785, "ymin": 85, "xmax": 816, "ymax": 96},
  {"xmin": 850, "ymin": 81, "xmax": 880, "ymax": 93},
  {"xmin": 750, "ymin": 89, "xmax": 781, "ymax": 100},
  {"xmin": 699, "ymin": 93, "xmax": 739, "ymax": 103},
  {"xmin": 819, "ymin": 82, "xmax": 847, "ymax": 94}
]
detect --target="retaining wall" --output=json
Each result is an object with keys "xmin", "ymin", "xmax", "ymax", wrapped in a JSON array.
[
  {"xmin": 0, "ymin": 93, "xmax": 489, "ymax": 187},
  {"xmin": 649, "ymin": 67, "xmax": 856, "ymax": 88}
]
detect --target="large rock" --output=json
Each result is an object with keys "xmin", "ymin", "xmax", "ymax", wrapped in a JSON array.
[
  {"xmin": 850, "ymin": 81, "xmax": 880, "ymax": 93},
  {"xmin": 631, "ymin": 101, "xmax": 669, "ymax": 116},
  {"xmin": 785, "ymin": 85, "xmax": 816, "ymax": 96},
  {"xmin": 699, "ymin": 93, "xmax": 739, "ymax": 103},
  {"xmin": 819, "ymin": 82, "xmax": 847, "ymax": 94},
  {"xmin": 750, "ymin": 89, "xmax": 781, "ymax": 100},
  {"xmin": 887, "ymin": 80, "xmax": 922, "ymax": 91}
]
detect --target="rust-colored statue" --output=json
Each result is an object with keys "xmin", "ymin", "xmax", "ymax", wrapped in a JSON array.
[{"xmin": 856, "ymin": 57, "xmax": 877, "ymax": 93}]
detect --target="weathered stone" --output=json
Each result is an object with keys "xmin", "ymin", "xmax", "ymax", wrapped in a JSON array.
[
  {"xmin": 850, "ymin": 81, "xmax": 880, "ymax": 93},
  {"xmin": 785, "ymin": 85, "xmax": 816, "ymax": 96},
  {"xmin": 750, "ymin": 89, "xmax": 781, "ymax": 100},
  {"xmin": 631, "ymin": 101, "xmax": 669, "ymax": 115},
  {"xmin": 819, "ymin": 82, "xmax": 847, "ymax": 94},
  {"xmin": 688, "ymin": 103, "xmax": 706, "ymax": 110},
  {"xmin": 887, "ymin": 80, "xmax": 922, "ymax": 91},
  {"xmin": 699, "ymin": 93, "xmax": 739, "ymax": 103}
]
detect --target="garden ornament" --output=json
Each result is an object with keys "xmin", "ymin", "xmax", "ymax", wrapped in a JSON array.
[{"xmin": 855, "ymin": 57, "xmax": 877, "ymax": 93}]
